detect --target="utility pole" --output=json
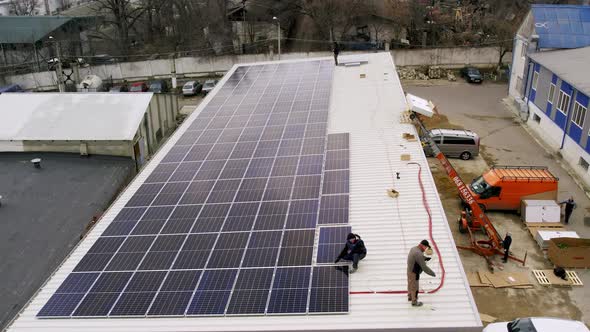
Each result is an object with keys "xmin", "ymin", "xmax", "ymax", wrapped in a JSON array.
[{"xmin": 273, "ymin": 16, "xmax": 280, "ymax": 60}]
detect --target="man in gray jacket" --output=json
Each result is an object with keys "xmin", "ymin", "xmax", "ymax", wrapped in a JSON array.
[{"xmin": 407, "ymin": 240, "xmax": 436, "ymax": 307}]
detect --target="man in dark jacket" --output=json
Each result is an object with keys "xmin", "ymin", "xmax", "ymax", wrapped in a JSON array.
[
  {"xmin": 407, "ymin": 240, "xmax": 436, "ymax": 307},
  {"xmin": 333, "ymin": 41, "xmax": 340, "ymax": 65},
  {"xmin": 335, "ymin": 233, "xmax": 366, "ymax": 273},
  {"xmin": 502, "ymin": 232, "xmax": 512, "ymax": 263},
  {"xmin": 559, "ymin": 196, "xmax": 576, "ymax": 224}
]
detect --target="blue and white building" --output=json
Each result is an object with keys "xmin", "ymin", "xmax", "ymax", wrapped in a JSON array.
[
  {"xmin": 510, "ymin": 4, "xmax": 590, "ymax": 187},
  {"xmin": 509, "ymin": 5, "xmax": 590, "ymax": 100},
  {"xmin": 524, "ymin": 46, "xmax": 590, "ymax": 186}
]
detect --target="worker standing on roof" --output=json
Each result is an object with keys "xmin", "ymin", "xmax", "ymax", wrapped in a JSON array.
[
  {"xmin": 502, "ymin": 232, "xmax": 512, "ymax": 263},
  {"xmin": 559, "ymin": 196, "xmax": 576, "ymax": 224},
  {"xmin": 333, "ymin": 41, "xmax": 340, "ymax": 65},
  {"xmin": 407, "ymin": 240, "xmax": 436, "ymax": 307},
  {"xmin": 335, "ymin": 233, "xmax": 366, "ymax": 273}
]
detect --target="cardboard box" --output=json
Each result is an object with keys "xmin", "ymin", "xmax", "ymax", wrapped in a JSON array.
[
  {"xmin": 548, "ymin": 238, "xmax": 590, "ymax": 268},
  {"xmin": 535, "ymin": 230, "xmax": 579, "ymax": 249}
]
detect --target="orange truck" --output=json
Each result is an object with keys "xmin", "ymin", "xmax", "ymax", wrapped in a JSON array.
[{"xmin": 466, "ymin": 166, "xmax": 558, "ymax": 211}]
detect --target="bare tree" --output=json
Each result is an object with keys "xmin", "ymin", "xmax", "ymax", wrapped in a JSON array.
[
  {"xmin": 482, "ymin": 18, "xmax": 516, "ymax": 69},
  {"xmin": 57, "ymin": 0, "xmax": 72, "ymax": 11},
  {"xmin": 301, "ymin": 0, "xmax": 364, "ymax": 42},
  {"xmin": 9, "ymin": 0, "xmax": 39, "ymax": 15},
  {"xmin": 92, "ymin": 0, "xmax": 147, "ymax": 56}
]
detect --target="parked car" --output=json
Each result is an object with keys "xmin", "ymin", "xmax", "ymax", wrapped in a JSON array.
[
  {"xmin": 129, "ymin": 82, "xmax": 149, "ymax": 92},
  {"xmin": 91, "ymin": 54, "xmax": 116, "ymax": 65},
  {"xmin": 202, "ymin": 79, "xmax": 218, "ymax": 95},
  {"xmin": 182, "ymin": 81, "xmax": 202, "ymax": 96},
  {"xmin": 109, "ymin": 85, "xmax": 125, "ymax": 92},
  {"xmin": 422, "ymin": 128, "xmax": 480, "ymax": 160},
  {"xmin": 460, "ymin": 66, "xmax": 483, "ymax": 83},
  {"xmin": 148, "ymin": 80, "xmax": 169, "ymax": 93},
  {"xmin": 483, "ymin": 317, "xmax": 589, "ymax": 332},
  {"xmin": 0, "ymin": 84, "xmax": 24, "ymax": 93}
]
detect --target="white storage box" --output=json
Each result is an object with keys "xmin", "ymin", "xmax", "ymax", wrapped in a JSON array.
[
  {"xmin": 521, "ymin": 200, "xmax": 561, "ymax": 224},
  {"xmin": 535, "ymin": 230, "xmax": 579, "ymax": 249}
]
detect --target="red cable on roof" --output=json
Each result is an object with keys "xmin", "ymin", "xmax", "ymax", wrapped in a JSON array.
[{"xmin": 350, "ymin": 162, "xmax": 446, "ymax": 295}]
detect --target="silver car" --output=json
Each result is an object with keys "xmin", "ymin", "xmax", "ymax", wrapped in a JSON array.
[
  {"xmin": 423, "ymin": 128, "xmax": 480, "ymax": 160},
  {"xmin": 202, "ymin": 79, "xmax": 218, "ymax": 95},
  {"xmin": 182, "ymin": 81, "xmax": 202, "ymax": 96}
]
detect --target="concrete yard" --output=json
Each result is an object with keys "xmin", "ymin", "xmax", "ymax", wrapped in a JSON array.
[
  {"xmin": 403, "ymin": 81, "xmax": 589, "ymax": 325},
  {"xmin": 0, "ymin": 153, "xmax": 135, "ymax": 330}
]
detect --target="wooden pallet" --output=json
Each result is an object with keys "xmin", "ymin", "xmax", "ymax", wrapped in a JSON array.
[{"xmin": 532, "ymin": 270, "xmax": 583, "ymax": 287}]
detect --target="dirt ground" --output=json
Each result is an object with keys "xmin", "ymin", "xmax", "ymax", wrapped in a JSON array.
[{"xmin": 403, "ymin": 80, "xmax": 589, "ymax": 326}]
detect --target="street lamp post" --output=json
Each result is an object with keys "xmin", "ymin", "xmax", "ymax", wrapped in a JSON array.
[
  {"xmin": 49, "ymin": 36, "xmax": 65, "ymax": 92},
  {"xmin": 273, "ymin": 16, "xmax": 280, "ymax": 60}
]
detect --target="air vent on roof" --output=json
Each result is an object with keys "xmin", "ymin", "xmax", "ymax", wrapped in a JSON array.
[{"xmin": 31, "ymin": 158, "xmax": 42, "ymax": 169}]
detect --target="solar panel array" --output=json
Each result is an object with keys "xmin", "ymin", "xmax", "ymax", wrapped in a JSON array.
[{"xmin": 38, "ymin": 60, "xmax": 353, "ymax": 318}]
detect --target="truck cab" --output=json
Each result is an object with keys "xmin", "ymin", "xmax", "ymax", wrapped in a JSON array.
[{"xmin": 467, "ymin": 166, "xmax": 558, "ymax": 211}]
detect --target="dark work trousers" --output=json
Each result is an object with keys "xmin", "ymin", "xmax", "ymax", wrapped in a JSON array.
[
  {"xmin": 334, "ymin": 53, "xmax": 339, "ymax": 65},
  {"xmin": 564, "ymin": 209, "xmax": 573, "ymax": 224},
  {"xmin": 342, "ymin": 252, "xmax": 365, "ymax": 268},
  {"xmin": 503, "ymin": 249, "xmax": 509, "ymax": 262}
]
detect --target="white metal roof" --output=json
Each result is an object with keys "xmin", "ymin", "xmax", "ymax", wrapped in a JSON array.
[
  {"xmin": 529, "ymin": 46, "xmax": 590, "ymax": 97},
  {"xmin": 0, "ymin": 93, "xmax": 153, "ymax": 141},
  {"xmin": 6, "ymin": 53, "xmax": 481, "ymax": 332}
]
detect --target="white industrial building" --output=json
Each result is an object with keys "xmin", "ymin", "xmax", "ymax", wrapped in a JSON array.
[
  {"xmin": 6, "ymin": 53, "xmax": 481, "ymax": 331},
  {"xmin": 0, "ymin": 93, "xmax": 179, "ymax": 169}
]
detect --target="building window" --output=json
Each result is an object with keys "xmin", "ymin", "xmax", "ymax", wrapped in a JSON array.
[
  {"xmin": 548, "ymin": 84, "xmax": 555, "ymax": 104},
  {"xmin": 572, "ymin": 102, "xmax": 588, "ymax": 128},
  {"xmin": 532, "ymin": 71, "xmax": 539, "ymax": 90},
  {"xmin": 556, "ymin": 90, "xmax": 571, "ymax": 115},
  {"xmin": 580, "ymin": 157, "xmax": 589, "ymax": 171},
  {"xmin": 533, "ymin": 114, "xmax": 541, "ymax": 123}
]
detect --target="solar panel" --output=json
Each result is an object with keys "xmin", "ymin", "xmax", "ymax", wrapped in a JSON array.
[
  {"xmin": 39, "ymin": 60, "xmax": 351, "ymax": 318},
  {"xmin": 316, "ymin": 226, "xmax": 352, "ymax": 264}
]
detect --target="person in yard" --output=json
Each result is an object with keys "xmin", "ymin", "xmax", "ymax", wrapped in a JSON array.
[
  {"xmin": 333, "ymin": 41, "xmax": 340, "ymax": 65},
  {"xmin": 335, "ymin": 233, "xmax": 366, "ymax": 273},
  {"xmin": 502, "ymin": 232, "xmax": 512, "ymax": 263},
  {"xmin": 559, "ymin": 196, "xmax": 576, "ymax": 224},
  {"xmin": 407, "ymin": 240, "xmax": 436, "ymax": 307}
]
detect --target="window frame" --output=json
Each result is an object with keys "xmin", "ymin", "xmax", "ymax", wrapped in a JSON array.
[
  {"xmin": 556, "ymin": 90, "xmax": 571, "ymax": 115},
  {"xmin": 572, "ymin": 101, "xmax": 587, "ymax": 128},
  {"xmin": 548, "ymin": 83, "xmax": 556, "ymax": 104},
  {"xmin": 532, "ymin": 71, "xmax": 539, "ymax": 90}
]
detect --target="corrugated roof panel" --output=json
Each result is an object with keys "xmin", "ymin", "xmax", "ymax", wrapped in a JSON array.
[
  {"xmin": 6, "ymin": 53, "xmax": 481, "ymax": 331},
  {"xmin": 531, "ymin": 4, "xmax": 590, "ymax": 49}
]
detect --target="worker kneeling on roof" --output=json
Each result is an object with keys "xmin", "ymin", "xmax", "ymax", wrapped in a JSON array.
[
  {"xmin": 407, "ymin": 240, "xmax": 436, "ymax": 307},
  {"xmin": 335, "ymin": 233, "xmax": 366, "ymax": 273}
]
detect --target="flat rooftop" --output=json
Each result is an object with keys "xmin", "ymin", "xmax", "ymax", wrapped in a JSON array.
[
  {"xmin": 0, "ymin": 153, "xmax": 134, "ymax": 330},
  {"xmin": 7, "ymin": 53, "xmax": 481, "ymax": 331}
]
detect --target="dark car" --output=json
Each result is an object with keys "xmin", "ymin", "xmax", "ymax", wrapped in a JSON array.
[
  {"xmin": 460, "ymin": 67, "xmax": 483, "ymax": 83},
  {"xmin": 129, "ymin": 82, "xmax": 149, "ymax": 92},
  {"xmin": 148, "ymin": 80, "xmax": 169, "ymax": 93}
]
